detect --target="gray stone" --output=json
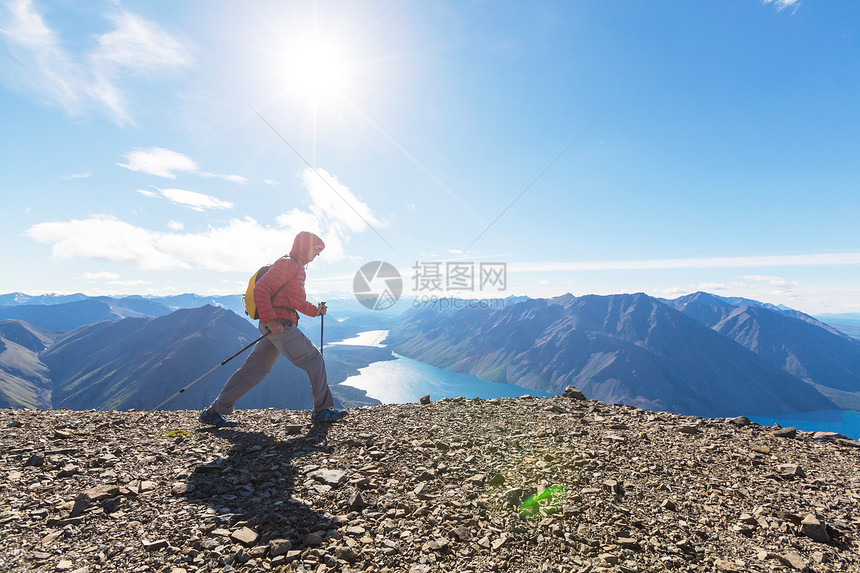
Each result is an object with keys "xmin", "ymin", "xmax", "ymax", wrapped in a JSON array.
[
  {"xmin": 772, "ymin": 426, "xmax": 797, "ymax": 438},
  {"xmin": 800, "ymin": 514, "xmax": 831, "ymax": 543},
  {"xmin": 563, "ymin": 386, "xmax": 586, "ymax": 400},
  {"xmin": 81, "ymin": 485, "xmax": 120, "ymax": 502},
  {"xmin": 269, "ymin": 539, "xmax": 292, "ymax": 557},
  {"xmin": 603, "ymin": 479, "xmax": 622, "ymax": 496},
  {"xmin": 231, "ymin": 527, "xmax": 258, "ymax": 545},
  {"xmin": 777, "ymin": 463, "xmax": 806, "ymax": 478},
  {"xmin": 813, "ymin": 431, "xmax": 846, "ymax": 440},
  {"xmin": 309, "ymin": 469, "xmax": 346, "ymax": 486},
  {"xmin": 142, "ymin": 539, "xmax": 169, "ymax": 551},
  {"xmin": 348, "ymin": 491, "xmax": 367, "ymax": 509},
  {"xmin": 714, "ymin": 559, "xmax": 739, "ymax": 572},
  {"xmin": 783, "ymin": 552, "xmax": 806, "ymax": 570},
  {"xmin": 101, "ymin": 497, "xmax": 121, "ymax": 514},
  {"xmin": 24, "ymin": 454, "xmax": 45, "ymax": 467},
  {"xmin": 502, "ymin": 487, "xmax": 532, "ymax": 507},
  {"xmin": 450, "ymin": 527, "xmax": 471, "ymax": 541}
]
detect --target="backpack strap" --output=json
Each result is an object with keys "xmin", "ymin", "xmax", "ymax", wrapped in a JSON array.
[{"xmin": 270, "ymin": 255, "xmax": 299, "ymax": 317}]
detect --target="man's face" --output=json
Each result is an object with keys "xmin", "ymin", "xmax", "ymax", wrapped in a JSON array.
[{"xmin": 308, "ymin": 245, "xmax": 323, "ymax": 261}]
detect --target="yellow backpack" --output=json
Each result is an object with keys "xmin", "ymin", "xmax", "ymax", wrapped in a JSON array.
[
  {"xmin": 242, "ymin": 256, "xmax": 298, "ymax": 320},
  {"xmin": 243, "ymin": 265, "xmax": 271, "ymax": 320}
]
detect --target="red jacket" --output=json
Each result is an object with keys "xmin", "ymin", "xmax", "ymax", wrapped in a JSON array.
[{"xmin": 253, "ymin": 232, "xmax": 325, "ymax": 324}]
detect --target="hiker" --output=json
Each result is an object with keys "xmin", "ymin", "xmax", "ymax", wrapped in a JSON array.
[{"xmin": 200, "ymin": 231, "xmax": 346, "ymax": 426}]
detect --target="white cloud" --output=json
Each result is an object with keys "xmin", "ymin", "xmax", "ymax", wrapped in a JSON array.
[
  {"xmin": 119, "ymin": 148, "xmax": 196, "ymax": 178},
  {"xmin": 167, "ymin": 220, "xmax": 184, "ymax": 231},
  {"xmin": 0, "ymin": 0, "xmax": 81, "ymax": 114},
  {"xmin": 264, "ymin": 179, "xmax": 280, "ymax": 186},
  {"xmin": 156, "ymin": 217, "xmax": 296, "ymax": 272},
  {"xmin": 160, "ymin": 188, "xmax": 234, "ymax": 212},
  {"xmin": 302, "ymin": 167, "xmax": 385, "ymax": 232},
  {"xmin": 118, "ymin": 147, "xmax": 247, "ymax": 183},
  {"xmin": 25, "ymin": 167, "xmax": 384, "ymax": 272},
  {"xmin": 92, "ymin": 12, "xmax": 191, "ymax": 72},
  {"xmin": 81, "ymin": 271, "xmax": 120, "ymax": 280},
  {"xmin": 741, "ymin": 274, "xmax": 799, "ymax": 294},
  {"xmin": 26, "ymin": 215, "xmax": 185, "ymax": 270},
  {"xmin": 108, "ymin": 279, "xmax": 151, "ymax": 287},
  {"xmin": 57, "ymin": 170, "xmax": 92, "ymax": 181},
  {"xmin": 515, "ymin": 252, "xmax": 860, "ymax": 273},
  {"xmin": 273, "ymin": 167, "xmax": 388, "ymax": 261},
  {"xmin": 763, "ymin": 0, "xmax": 800, "ymax": 14},
  {"xmin": 136, "ymin": 188, "xmax": 158, "ymax": 198},
  {"xmin": 0, "ymin": 2, "xmax": 192, "ymax": 125}
]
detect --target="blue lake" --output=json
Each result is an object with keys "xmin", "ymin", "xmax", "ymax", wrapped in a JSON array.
[
  {"xmin": 335, "ymin": 332, "xmax": 860, "ymax": 439},
  {"xmin": 749, "ymin": 410, "xmax": 860, "ymax": 440},
  {"xmin": 340, "ymin": 352, "xmax": 552, "ymax": 404}
]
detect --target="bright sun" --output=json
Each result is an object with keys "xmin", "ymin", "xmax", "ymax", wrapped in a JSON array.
[{"xmin": 287, "ymin": 34, "xmax": 352, "ymax": 104}]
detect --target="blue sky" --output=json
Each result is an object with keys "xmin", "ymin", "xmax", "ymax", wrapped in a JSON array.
[{"xmin": 1, "ymin": 0, "xmax": 858, "ymax": 315}]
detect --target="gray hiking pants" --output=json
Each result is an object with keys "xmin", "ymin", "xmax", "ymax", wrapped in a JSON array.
[{"xmin": 210, "ymin": 321, "xmax": 333, "ymax": 414}]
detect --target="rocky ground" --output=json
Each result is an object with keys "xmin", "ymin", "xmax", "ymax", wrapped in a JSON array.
[{"xmin": 1, "ymin": 393, "xmax": 859, "ymax": 573}]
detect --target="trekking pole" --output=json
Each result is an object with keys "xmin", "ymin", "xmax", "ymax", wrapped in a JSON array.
[
  {"xmin": 141, "ymin": 331, "xmax": 270, "ymax": 417},
  {"xmin": 319, "ymin": 301, "xmax": 326, "ymax": 356}
]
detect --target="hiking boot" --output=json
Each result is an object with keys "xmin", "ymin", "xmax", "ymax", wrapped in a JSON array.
[
  {"xmin": 199, "ymin": 408, "xmax": 238, "ymax": 427},
  {"xmin": 311, "ymin": 408, "xmax": 347, "ymax": 423}
]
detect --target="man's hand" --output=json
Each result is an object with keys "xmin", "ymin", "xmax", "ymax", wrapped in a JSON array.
[
  {"xmin": 265, "ymin": 320, "xmax": 284, "ymax": 334},
  {"xmin": 317, "ymin": 302, "xmax": 327, "ymax": 316}
]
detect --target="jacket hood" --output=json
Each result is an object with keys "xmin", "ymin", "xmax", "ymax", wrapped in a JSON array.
[{"xmin": 290, "ymin": 231, "xmax": 325, "ymax": 264}]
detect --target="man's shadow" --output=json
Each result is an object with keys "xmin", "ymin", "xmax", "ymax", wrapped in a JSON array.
[{"xmin": 183, "ymin": 421, "xmax": 335, "ymax": 565}]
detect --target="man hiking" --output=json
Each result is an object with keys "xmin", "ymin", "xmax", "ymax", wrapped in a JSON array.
[{"xmin": 200, "ymin": 231, "xmax": 346, "ymax": 426}]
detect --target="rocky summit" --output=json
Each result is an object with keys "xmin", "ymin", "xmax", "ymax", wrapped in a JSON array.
[{"xmin": 1, "ymin": 395, "xmax": 859, "ymax": 573}]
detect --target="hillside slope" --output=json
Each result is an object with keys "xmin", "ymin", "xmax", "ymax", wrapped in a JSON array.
[
  {"xmin": 387, "ymin": 293, "xmax": 834, "ymax": 418},
  {"xmin": 41, "ymin": 306, "xmax": 318, "ymax": 411},
  {"xmin": 667, "ymin": 292, "xmax": 860, "ymax": 409},
  {"xmin": 0, "ymin": 321, "xmax": 56, "ymax": 409},
  {"xmin": 1, "ymin": 397, "xmax": 858, "ymax": 572}
]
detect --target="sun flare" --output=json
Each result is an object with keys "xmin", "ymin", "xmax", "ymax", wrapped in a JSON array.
[{"xmin": 286, "ymin": 34, "xmax": 353, "ymax": 104}]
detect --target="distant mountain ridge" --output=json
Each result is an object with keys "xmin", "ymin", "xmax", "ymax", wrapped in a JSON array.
[
  {"xmin": 386, "ymin": 292, "xmax": 854, "ymax": 418},
  {"xmin": 663, "ymin": 292, "xmax": 860, "ymax": 409},
  {"xmin": 0, "ymin": 292, "xmax": 90, "ymax": 306},
  {"xmin": 0, "ymin": 297, "xmax": 174, "ymax": 331},
  {"xmin": 0, "ymin": 302, "xmax": 389, "ymax": 410},
  {"xmin": 663, "ymin": 291, "xmax": 850, "ymax": 339},
  {"xmin": 3, "ymin": 290, "xmax": 859, "ymax": 417}
]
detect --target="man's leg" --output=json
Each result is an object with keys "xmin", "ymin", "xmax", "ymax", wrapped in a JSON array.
[
  {"xmin": 209, "ymin": 333, "xmax": 280, "ymax": 415},
  {"xmin": 270, "ymin": 325, "xmax": 334, "ymax": 411}
]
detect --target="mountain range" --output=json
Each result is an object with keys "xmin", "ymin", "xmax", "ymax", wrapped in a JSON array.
[
  {"xmin": 385, "ymin": 292, "xmax": 860, "ymax": 418},
  {"xmin": 3, "ymin": 290, "xmax": 859, "ymax": 418},
  {"xmin": 0, "ymin": 302, "xmax": 391, "ymax": 411}
]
